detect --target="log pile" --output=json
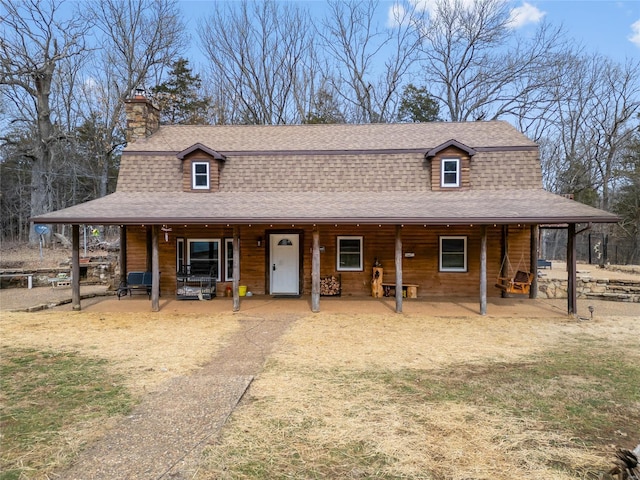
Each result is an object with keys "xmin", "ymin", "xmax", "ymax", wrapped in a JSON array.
[
  {"xmin": 320, "ymin": 276, "xmax": 341, "ymax": 296},
  {"xmin": 609, "ymin": 444, "xmax": 639, "ymax": 480}
]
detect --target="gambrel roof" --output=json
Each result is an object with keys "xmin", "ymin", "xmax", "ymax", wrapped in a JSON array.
[{"xmin": 32, "ymin": 121, "xmax": 619, "ymax": 226}]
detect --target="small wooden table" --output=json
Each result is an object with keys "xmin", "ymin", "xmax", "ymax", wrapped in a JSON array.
[{"xmin": 381, "ymin": 283, "xmax": 419, "ymax": 298}]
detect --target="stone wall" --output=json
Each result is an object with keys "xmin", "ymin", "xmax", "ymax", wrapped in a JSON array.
[
  {"xmin": 0, "ymin": 260, "xmax": 118, "ymax": 290},
  {"xmin": 538, "ymin": 277, "xmax": 640, "ymax": 303}
]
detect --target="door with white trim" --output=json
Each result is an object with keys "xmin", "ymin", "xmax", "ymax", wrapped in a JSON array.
[{"xmin": 270, "ymin": 233, "xmax": 299, "ymax": 295}]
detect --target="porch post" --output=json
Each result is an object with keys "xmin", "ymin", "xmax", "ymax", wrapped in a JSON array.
[
  {"xmin": 480, "ymin": 225, "xmax": 487, "ymax": 315},
  {"xmin": 119, "ymin": 226, "xmax": 127, "ymax": 285},
  {"xmin": 311, "ymin": 227, "xmax": 320, "ymax": 312},
  {"xmin": 530, "ymin": 225, "xmax": 538, "ymax": 299},
  {"xmin": 151, "ymin": 225, "xmax": 160, "ymax": 312},
  {"xmin": 395, "ymin": 225, "xmax": 403, "ymax": 314},
  {"xmin": 567, "ymin": 223, "xmax": 577, "ymax": 315},
  {"xmin": 232, "ymin": 226, "xmax": 240, "ymax": 312},
  {"xmin": 71, "ymin": 224, "xmax": 81, "ymax": 311}
]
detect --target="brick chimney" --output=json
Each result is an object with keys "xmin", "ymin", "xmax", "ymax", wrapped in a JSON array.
[{"xmin": 124, "ymin": 90, "xmax": 160, "ymax": 143}]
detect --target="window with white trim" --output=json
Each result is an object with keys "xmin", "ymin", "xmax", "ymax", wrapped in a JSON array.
[
  {"xmin": 192, "ymin": 161, "xmax": 210, "ymax": 189},
  {"xmin": 176, "ymin": 238, "xmax": 185, "ymax": 273},
  {"xmin": 337, "ymin": 236, "xmax": 363, "ymax": 271},
  {"xmin": 187, "ymin": 238, "xmax": 220, "ymax": 279},
  {"xmin": 439, "ymin": 236, "xmax": 467, "ymax": 272},
  {"xmin": 225, "ymin": 238, "xmax": 234, "ymax": 281},
  {"xmin": 441, "ymin": 158, "xmax": 460, "ymax": 187}
]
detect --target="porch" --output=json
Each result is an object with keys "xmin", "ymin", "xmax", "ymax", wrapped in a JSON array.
[{"xmin": 4, "ymin": 284, "xmax": 637, "ymax": 319}]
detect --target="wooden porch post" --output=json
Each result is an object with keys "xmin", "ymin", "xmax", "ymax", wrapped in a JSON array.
[
  {"xmin": 119, "ymin": 226, "xmax": 127, "ymax": 286},
  {"xmin": 311, "ymin": 227, "xmax": 320, "ymax": 313},
  {"xmin": 71, "ymin": 224, "xmax": 81, "ymax": 311},
  {"xmin": 151, "ymin": 225, "xmax": 160, "ymax": 312},
  {"xmin": 499, "ymin": 225, "xmax": 509, "ymax": 297},
  {"xmin": 480, "ymin": 225, "xmax": 487, "ymax": 315},
  {"xmin": 395, "ymin": 225, "xmax": 403, "ymax": 314},
  {"xmin": 232, "ymin": 226, "xmax": 240, "ymax": 312},
  {"xmin": 530, "ymin": 225, "xmax": 539, "ymax": 299},
  {"xmin": 567, "ymin": 223, "xmax": 577, "ymax": 315}
]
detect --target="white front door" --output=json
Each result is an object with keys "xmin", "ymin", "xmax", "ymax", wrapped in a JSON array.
[{"xmin": 270, "ymin": 233, "xmax": 300, "ymax": 295}]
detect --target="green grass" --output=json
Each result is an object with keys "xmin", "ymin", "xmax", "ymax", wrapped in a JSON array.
[
  {"xmin": 378, "ymin": 341, "xmax": 640, "ymax": 446},
  {"xmin": 0, "ymin": 346, "xmax": 133, "ymax": 479}
]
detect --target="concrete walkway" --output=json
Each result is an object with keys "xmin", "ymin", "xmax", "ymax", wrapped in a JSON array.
[{"xmin": 55, "ymin": 314, "xmax": 297, "ymax": 480}]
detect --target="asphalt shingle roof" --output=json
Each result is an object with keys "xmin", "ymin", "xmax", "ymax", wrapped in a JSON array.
[{"xmin": 34, "ymin": 190, "xmax": 619, "ymax": 225}]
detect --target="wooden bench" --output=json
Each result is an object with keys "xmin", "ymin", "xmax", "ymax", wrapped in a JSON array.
[
  {"xmin": 117, "ymin": 272, "xmax": 154, "ymax": 299},
  {"xmin": 381, "ymin": 283, "xmax": 419, "ymax": 298},
  {"xmin": 0, "ymin": 273, "xmax": 34, "ymax": 289}
]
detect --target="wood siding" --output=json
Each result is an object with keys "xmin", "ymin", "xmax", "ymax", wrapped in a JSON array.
[
  {"xmin": 124, "ymin": 223, "xmax": 533, "ymax": 298},
  {"xmin": 181, "ymin": 152, "xmax": 220, "ymax": 192},
  {"xmin": 430, "ymin": 146, "xmax": 472, "ymax": 191}
]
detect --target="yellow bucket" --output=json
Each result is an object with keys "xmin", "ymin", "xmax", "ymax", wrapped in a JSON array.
[{"xmin": 239, "ymin": 286, "xmax": 247, "ymax": 296}]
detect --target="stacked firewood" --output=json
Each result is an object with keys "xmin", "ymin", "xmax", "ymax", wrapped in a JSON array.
[
  {"xmin": 609, "ymin": 445, "xmax": 640, "ymax": 480},
  {"xmin": 320, "ymin": 276, "xmax": 341, "ymax": 296}
]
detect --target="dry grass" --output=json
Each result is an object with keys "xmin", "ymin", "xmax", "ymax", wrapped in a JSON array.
[
  {"xmin": 1, "ymin": 307, "xmax": 639, "ymax": 479},
  {"xmin": 0, "ymin": 311, "xmax": 241, "ymax": 396},
  {"xmin": 198, "ymin": 313, "xmax": 640, "ymax": 480}
]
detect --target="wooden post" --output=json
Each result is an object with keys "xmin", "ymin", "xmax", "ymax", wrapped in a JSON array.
[
  {"xmin": 567, "ymin": 223, "xmax": 577, "ymax": 315},
  {"xmin": 151, "ymin": 225, "xmax": 160, "ymax": 312},
  {"xmin": 395, "ymin": 225, "xmax": 403, "ymax": 314},
  {"xmin": 71, "ymin": 224, "xmax": 81, "ymax": 311},
  {"xmin": 480, "ymin": 225, "xmax": 487, "ymax": 315},
  {"xmin": 311, "ymin": 228, "xmax": 320, "ymax": 312},
  {"xmin": 119, "ymin": 226, "xmax": 127, "ymax": 286},
  {"xmin": 530, "ymin": 224, "xmax": 538, "ymax": 299},
  {"xmin": 499, "ymin": 225, "xmax": 509, "ymax": 297},
  {"xmin": 233, "ymin": 226, "xmax": 240, "ymax": 312}
]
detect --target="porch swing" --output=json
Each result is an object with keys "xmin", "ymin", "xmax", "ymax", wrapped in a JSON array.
[{"xmin": 495, "ymin": 251, "xmax": 533, "ymax": 295}]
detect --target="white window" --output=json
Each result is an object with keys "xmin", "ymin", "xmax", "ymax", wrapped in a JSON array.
[
  {"xmin": 441, "ymin": 158, "xmax": 460, "ymax": 187},
  {"xmin": 225, "ymin": 238, "xmax": 235, "ymax": 281},
  {"xmin": 192, "ymin": 161, "xmax": 210, "ymax": 189},
  {"xmin": 187, "ymin": 238, "xmax": 220, "ymax": 279},
  {"xmin": 337, "ymin": 236, "xmax": 363, "ymax": 271},
  {"xmin": 439, "ymin": 236, "xmax": 467, "ymax": 272},
  {"xmin": 176, "ymin": 238, "xmax": 185, "ymax": 273}
]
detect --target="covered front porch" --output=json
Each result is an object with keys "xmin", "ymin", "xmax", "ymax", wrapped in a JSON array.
[{"xmin": 58, "ymin": 220, "xmax": 587, "ymax": 316}]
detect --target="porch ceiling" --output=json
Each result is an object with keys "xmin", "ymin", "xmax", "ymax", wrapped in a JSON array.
[{"xmin": 31, "ymin": 189, "xmax": 619, "ymax": 226}]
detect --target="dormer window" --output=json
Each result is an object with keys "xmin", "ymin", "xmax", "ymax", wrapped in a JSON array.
[
  {"xmin": 441, "ymin": 158, "xmax": 460, "ymax": 187},
  {"xmin": 192, "ymin": 162, "xmax": 210, "ymax": 190}
]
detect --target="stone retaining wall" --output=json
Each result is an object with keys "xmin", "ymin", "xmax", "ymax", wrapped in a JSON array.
[
  {"xmin": 0, "ymin": 262, "xmax": 116, "ymax": 289},
  {"xmin": 538, "ymin": 277, "xmax": 640, "ymax": 303}
]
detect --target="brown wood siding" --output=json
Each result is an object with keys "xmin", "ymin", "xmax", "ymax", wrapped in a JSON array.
[
  {"xmin": 430, "ymin": 146, "xmax": 471, "ymax": 191},
  {"xmin": 124, "ymin": 223, "xmax": 531, "ymax": 298},
  {"xmin": 181, "ymin": 152, "xmax": 220, "ymax": 192}
]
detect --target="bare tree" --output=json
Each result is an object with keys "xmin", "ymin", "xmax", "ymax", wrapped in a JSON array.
[
  {"xmin": 319, "ymin": 0, "xmax": 422, "ymax": 123},
  {"xmin": 0, "ymin": 0, "xmax": 89, "ymax": 243},
  {"xmin": 198, "ymin": 0, "xmax": 317, "ymax": 125},
  {"xmin": 416, "ymin": 0, "xmax": 567, "ymax": 122},
  {"xmin": 545, "ymin": 54, "xmax": 640, "ymax": 210},
  {"xmin": 82, "ymin": 0, "xmax": 186, "ymax": 196}
]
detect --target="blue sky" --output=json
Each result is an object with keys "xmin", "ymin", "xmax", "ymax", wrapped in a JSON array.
[{"xmin": 181, "ymin": 0, "xmax": 640, "ymax": 64}]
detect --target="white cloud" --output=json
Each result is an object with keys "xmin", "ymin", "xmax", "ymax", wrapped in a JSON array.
[
  {"xmin": 508, "ymin": 2, "xmax": 545, "ymax": 29},
  {"xmin": 387, "ymin": 3, "xmax": 407, "ymax": 28},
  {"xmin": 630, "ymin": 19, "xmax": 640, "ymax": 48}
]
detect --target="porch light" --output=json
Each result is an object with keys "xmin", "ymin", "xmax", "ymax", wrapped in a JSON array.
[{"xmin": 257, "ymin": 237, "xmax": 262, "ymax": 247}]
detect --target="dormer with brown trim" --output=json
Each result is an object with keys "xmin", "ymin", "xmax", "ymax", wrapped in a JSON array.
[
  {"xmin": 177, "ymin": 143, "xmax": 227, "ymax": 192},
  {"xmin": 425, "ymin": 139, "xmax": 476, "ymax": 191}
]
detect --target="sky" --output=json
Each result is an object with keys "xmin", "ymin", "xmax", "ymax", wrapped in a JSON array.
[{"xmin": 180, "ymin": 0, "xmax": 640, "ymax": 64}]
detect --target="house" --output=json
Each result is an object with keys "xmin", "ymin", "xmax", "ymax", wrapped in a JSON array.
[{"xmin": 32, "ymin": 94, "xmax": 619, "ymax": 314}]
